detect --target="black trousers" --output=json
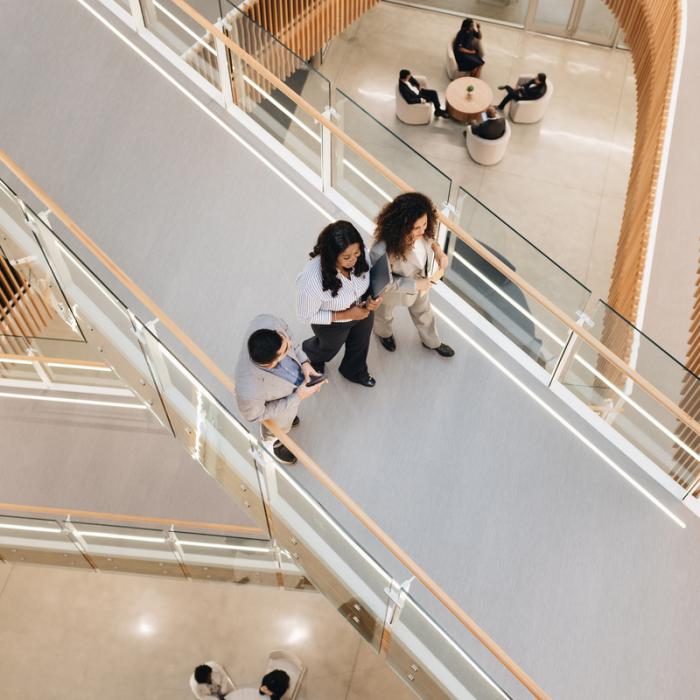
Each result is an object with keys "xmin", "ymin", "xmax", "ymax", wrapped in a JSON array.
[
  {"xmin": 302, "ymin": 313, "xmax": 374, "ymax": 380},
  {"xmin": 497, "ymin": 86, "xmax": 521, "ymax": 111},
  {"xmin": 419, "ymin": 88, "xmax": 442, "ymax": 113}
]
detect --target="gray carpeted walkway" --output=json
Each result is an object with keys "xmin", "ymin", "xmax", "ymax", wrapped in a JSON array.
[{"xmin": 1, "ymin": 1, "xmax": 699, "ymax": 698}]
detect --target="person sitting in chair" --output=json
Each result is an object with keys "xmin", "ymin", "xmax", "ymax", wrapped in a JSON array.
[
  {"xmin": 398, "ymin": 69, "xmax": 450, "ymax": 119},
  {"xmin": 226, "ymin": 669, "xmax": 291, "ymax": 700},
  {"xmin": 497, "ymin": 73, "xmax": 547, "ymax": 111},
  {"xmin": 453, "ymin": 18, "xmax": 484, "ymax": 77},
  {"xmin": 470, "ymin": 105, "xmax": 506, "ymax": 140},
  {"xmin": 190, "ymin": 662, "xmax": 235, "ymax": 700}
]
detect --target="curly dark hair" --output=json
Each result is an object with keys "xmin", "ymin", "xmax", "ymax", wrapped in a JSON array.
[
  {"xmin": 309, "ymin": 220, "xmax": 369, "ymax": 297},
  {"xmin": 374, "ymin": 193, "xmax": 438, "ymax": 260}
]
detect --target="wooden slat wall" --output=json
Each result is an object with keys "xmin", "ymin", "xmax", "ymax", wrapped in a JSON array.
[
  {"xmin": 245, "ymin": 0, "xmax": 379, "ymax": 63},
  {"xmin": 673, "ymin": 253, "xmax": 700, "ymax": 488},
  {"xmin": 0, "ymin": 254, "xmax": 53, "ymax": 355},
  {"xmin": 598, "ymin": 1, "xmax": 696, "ymax": 488},
  {"xmin": 599, "ymin": 0, "xmax": 682, "ymax": 377}
]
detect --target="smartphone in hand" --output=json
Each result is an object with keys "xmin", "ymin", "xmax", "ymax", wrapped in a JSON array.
[{"xmin": 306, "ymin": 373, "xmax": 327, "ymax": 387}]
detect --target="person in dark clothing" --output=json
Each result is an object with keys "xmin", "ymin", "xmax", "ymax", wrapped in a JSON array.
[
  {"xmin": 259, "ymin": 669, "xmax": 290, "ymax": 700},
  {"xmin": 398, "ymin": 69, "xmax": 449, "ymax": 118},
  {"xmin": 453, "ymin": 18, "xmax": 484, "ymax": 77},
  {"xmin": 296, "ymin": 221, "xmax": 383, "ymax": 388},
  {"xmin": 497, "ymin": 73, "xmax": 547, "ymax": 111},
  {"xmin": 471, "ymin": 106, "xmax": 506, "ymax": 140}
]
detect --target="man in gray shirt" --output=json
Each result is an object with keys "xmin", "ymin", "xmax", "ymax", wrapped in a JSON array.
[{"xmin": 235, "ymin": 314, "xmax": 325, "ymax": 464}]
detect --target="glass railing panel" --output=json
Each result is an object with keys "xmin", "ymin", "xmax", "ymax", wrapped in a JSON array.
[
  {"xmin": 0, "ymin": 356, "xmax": 40, "ymax": 381},
  {"xmin": 393, "ymin": 0, "xmax": 528, "ymax": 26},
  {"xmin": 0, "ymin": 514, "xmax": 90, "ymax": 568},
  {"xmin": 176, "ymin": 530, "xmax": 279, "ymax": 583},
  {"xmin": 444, "ymin": 187, "xmax": 591, "ymax": 371},
  {"xmin": 386, "ymin": 594, "xmax": 510, "ymax": 700},
  {"xmin": 559, "ymin": 302, "xmax": 700, "ymax": 493},
  {"xmin": 134, "ymin": 320, "xmax": 269, "ymax": 531},
  {"xmin": 73, "ymin": 521, "xmax": 183, "ymax": 576},
  {"xmin": 142, "ymin": 0, "xmax": 222, "ymax": 88},
  {"xmin": 221, "ymin": 1, "xmax": 329, "ymax": 178},
  {"xmin": 0, "ymin": 355, "xmax": 128, "ymax": 395},
  {"xmin": 29, "ymin": 218, "xmax": 173, "ymax": 429},
  {"xmin": 333, "ymin": 88, "xmax": 452, "ymax": 221},
  {"xmin": 40, "ymin": 361, "xmax": 126, "ymax": 389},
  {"xmin": 279, "ymin": 549, "xmax": 315, "ymax": 591},
  {"xmin": 0, "ymin": 183, "xmax": 84, "ymax": 343},
  {"xmin": 262, "ymin": 449, "xmax": 391, "ymax": 652},
  {"xmin": 587, "ymin": 300, "xmax": 698, "ymax": 406}
]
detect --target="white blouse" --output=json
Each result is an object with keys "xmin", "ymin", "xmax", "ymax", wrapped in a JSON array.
[{"xmin": 296, "ymin": 255, "xmax": 370, "ymax": 324}]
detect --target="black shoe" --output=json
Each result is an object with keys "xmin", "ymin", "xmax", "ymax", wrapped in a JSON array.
[
  {"xmin": 378, "ymin": 335, "xmax": 396, "ymax": 352},
  {"xmin": 273, "ymin": 440, "xmax": 297, "ymax": 464},
  {"xmin": 423, "ymin": 342, "xmax": 455, "ymax": 357},
  {"xmin": 292, "ymin": 415, "xmax": 300, "ymax": 427},
  {"xmin": 343, "ymin": 373, "xmax": 376, "ymax": 388},
  {"xmin": 438, "ymin": 109, "xmax": 451, "ymax": 118},
  {"xmin": 497, "ymin": 85, "xmax": 507, "ymax": 90}
]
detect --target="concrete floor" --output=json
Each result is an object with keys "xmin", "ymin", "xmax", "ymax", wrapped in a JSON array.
[{"xmin": 0, "ymin": 1, "xmax": 699, "ymax": 699}]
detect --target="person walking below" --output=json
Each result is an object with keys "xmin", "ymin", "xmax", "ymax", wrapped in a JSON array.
[
  {"xmin": 296, "ymin": 221, "xmax": 382, "ymax": 388},
  {"xmin": 370, "ymin": 193, "xmax": 454, "ymax": 357},
  {"xmin": 234, "ymin": 314, "xmax": 325, "ymax": 465}
]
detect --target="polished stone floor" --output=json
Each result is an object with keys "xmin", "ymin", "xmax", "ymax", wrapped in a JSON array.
[
  {"xmin": 320, "ymin": 2, "xmax": 634, "ymax": 303},
  {"xmin": 0, "ymin": 562, "xmax": 415, "ymax": 700}
]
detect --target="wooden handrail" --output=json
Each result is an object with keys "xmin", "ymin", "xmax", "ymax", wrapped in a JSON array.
[
  {"xmin": 0, "ymin": 8, "xmax": 691, "ymax": 692},
  {"xmin": 0, "ymin": 150, "xmax": 236, "ymax": 395},
  {"xmin": 0, "ymin": 502, "xmax": 264, "ymax": 535},
  {"xmin": 265, "ymin": 420, "xmax": 551, "ymax": 699},
  {"xmin": 0, "ymin": 353, "xmax": 107, "ymax": 368},
  {"xmin": 0, "ymin": 150, "xmax": 548, "ymax": 697},
  {"xmin": 169, "ymin": 0, "xmax": 700, "ymax": 438}
]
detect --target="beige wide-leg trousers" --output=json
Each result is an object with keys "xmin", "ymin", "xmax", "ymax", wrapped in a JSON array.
[{"xmin": 374, "ymin": 289, "xmax": 440, "ymax": 348}]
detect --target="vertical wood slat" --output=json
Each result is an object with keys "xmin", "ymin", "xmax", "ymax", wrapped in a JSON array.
[
  {"xmin": 598, "ymin": 0, "xmax": 681, "ymax": 382},
  {"xmin": 0, "ymin": 257, "xmax": 35, "ymax": 337},
  {"xmin": 240, "ymin": 0, "xmax": 380, "ymax": 64},
  {"xmin": 2, "ymin": 259, "xmax": 47, "ymax": 331},
  {"xmin": 597, "ymin": 1, "xmax": 693, "ymax": 487}
]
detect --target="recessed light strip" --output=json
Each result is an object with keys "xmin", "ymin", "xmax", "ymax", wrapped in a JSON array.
[{"xmin": 432, "ymin": 306, "xmax": 686, "ymax": 528}]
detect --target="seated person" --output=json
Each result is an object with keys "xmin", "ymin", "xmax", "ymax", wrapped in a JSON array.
[
  {"xmin": 398, "ymin": 69, "xmax": 449, "ymax": 119},
  {"xmin": 497, "ymin": 73, "xmax": 547, "ymax": 111},
  {"xmin": 226, "ymin": 669, "xmax": 290, "ymax": 699},
  {"xmin": 470, "ymin": 105, "xmax": 506, "ymax": 140},
  {"xmin": 453, "ymin": 18, "xmax": 484, "ymax": 77},
  {"xmin": 190, "ymin": 662, "xmax": 235, "ymax": 700}
]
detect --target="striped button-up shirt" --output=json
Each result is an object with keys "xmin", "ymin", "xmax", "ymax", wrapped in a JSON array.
[{"xmin": 296, "ymin": 255, "xmax": 370, "ymax": 324}]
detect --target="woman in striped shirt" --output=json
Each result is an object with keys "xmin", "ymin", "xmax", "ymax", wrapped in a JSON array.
[{"xmin": 296, "ymin": 221, "xmax": 383, "ymax": 387}]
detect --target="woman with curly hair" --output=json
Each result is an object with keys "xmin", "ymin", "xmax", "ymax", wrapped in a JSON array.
[
  {"xmin": 296, "ymin": 220, "xmax": 382, "ymax": 387},
  {"xmin": 370, "ymin": 193, "xmax": 454, "ymax": 357}
]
